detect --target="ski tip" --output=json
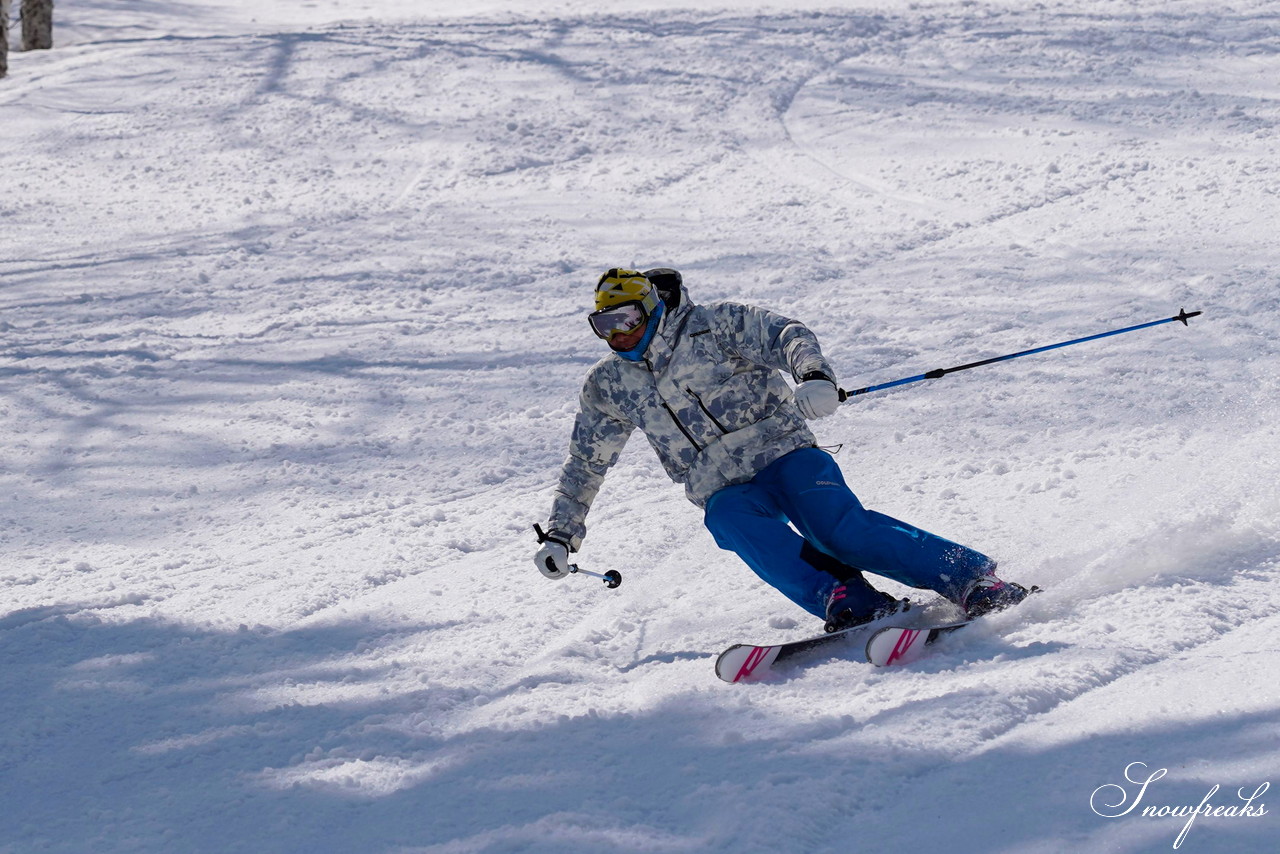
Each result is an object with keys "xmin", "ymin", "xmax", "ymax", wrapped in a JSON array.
[
  {"xmin": 715, "ymin": 643, "xmax": 781, "ymax": 683},
  {"xmin": 865, "ymin": 622, "xmax": 971, "ymax": 667}
]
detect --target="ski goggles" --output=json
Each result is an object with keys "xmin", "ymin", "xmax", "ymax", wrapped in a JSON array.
[{"xmin": 588, "ymin": 301, "xmax": 648, "ymax": 339}]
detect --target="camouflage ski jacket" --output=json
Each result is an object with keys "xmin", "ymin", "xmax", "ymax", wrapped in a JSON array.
[{"xmin": 546, "ymin": 287, "xmax": 836, "ymax": 550}]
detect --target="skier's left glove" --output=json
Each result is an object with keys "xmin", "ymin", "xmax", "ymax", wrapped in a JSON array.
[
  {"xmin": 533, "ymin": 525, "xmax": 573, "ymax": 580},
  {"xmin": 794, "ymin": 372, "xmax": 840, "ymax": 419}
]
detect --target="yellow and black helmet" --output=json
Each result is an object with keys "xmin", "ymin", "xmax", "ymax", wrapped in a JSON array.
[{"xmin": 594, "ymin": 268, "xmax": 662, "ymax": 314}]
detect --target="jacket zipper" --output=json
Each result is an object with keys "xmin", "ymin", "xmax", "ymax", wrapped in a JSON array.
[
  {"xmin": 645, "ymin": 354, "xmax": 704, "ymax": 451},
  {"xmin": 661, "ymin": 400, "xmax": 703, "ymax": 451},
  {"xmin": 687, "ymin": 388, "xmax": 730, "ymax": 435}
]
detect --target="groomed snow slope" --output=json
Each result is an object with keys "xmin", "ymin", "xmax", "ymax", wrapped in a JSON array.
[{"xmin": 2, "ymin": 2, "xmax": 1278, "ymax": 852}]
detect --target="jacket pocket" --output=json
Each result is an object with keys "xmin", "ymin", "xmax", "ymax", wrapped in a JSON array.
[{"xmin": 686, "ymin": 388, "xmax": 730, "ymax": 435}]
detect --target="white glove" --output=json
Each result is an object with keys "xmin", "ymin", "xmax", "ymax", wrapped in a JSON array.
[
  {"xmin": 534, "ymin": 527, "xmax": 573, "ymax": 580},
  {"xmin": 794, "ymin": 376, "xmax": 840, "ymax": 419},
  {"xmin": 536, "ymin": 540, "xmax": 571, "ymax": 579}
]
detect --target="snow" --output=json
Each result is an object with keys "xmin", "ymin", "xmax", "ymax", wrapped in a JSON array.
[{"xmin": 2, "ymin": 1, "xmax": 1278, "ymax": 851}]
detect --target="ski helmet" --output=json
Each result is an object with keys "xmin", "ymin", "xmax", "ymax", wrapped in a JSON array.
[
  {"xmin": 642, "ymin": 267, "xmax": 683, "ymax": 311},
  {"xmin": 594, "ymin": 268, "xmax": 661, "ymax": 313}
]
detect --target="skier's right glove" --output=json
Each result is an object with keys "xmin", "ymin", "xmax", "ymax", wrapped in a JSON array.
[
  {"xmin": 794, "ymin": 372, "xmax": 840, "ymax": 419},
  {"xmin": 533, "ymin": 525, "xmax": 572, "ymax": 580}
]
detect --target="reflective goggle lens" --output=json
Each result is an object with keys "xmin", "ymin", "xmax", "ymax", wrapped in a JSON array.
[{"xmin": 588, "ymin": 302, "xmax": 646, "ymax": 339}]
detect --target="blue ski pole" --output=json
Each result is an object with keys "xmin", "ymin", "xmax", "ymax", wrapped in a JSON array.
[{"xmin": 839, "ymin": 307, "xmax": 1202, "ymax": 402}]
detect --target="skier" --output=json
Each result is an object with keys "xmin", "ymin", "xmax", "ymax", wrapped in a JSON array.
[{"xmin": 534, "ymin": 268, "xmax": 1029, "ymax": 631}]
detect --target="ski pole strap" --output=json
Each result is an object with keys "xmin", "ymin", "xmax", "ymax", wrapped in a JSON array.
[
  {"xmin": 839, "ymin": 307, "xmax": 1202, "ymax": 402},
  {"xmin": 533, "ymin": 523, "xmax": 569, "ymax": 547}
]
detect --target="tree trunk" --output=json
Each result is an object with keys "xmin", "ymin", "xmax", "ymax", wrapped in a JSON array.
[
  {"xmin": 1, "ymin": 0, "xmax": 11, "ymax": 78},
  {"xmin": 21, "ymin": 0, "xmax": 51, "ymax": 51}
]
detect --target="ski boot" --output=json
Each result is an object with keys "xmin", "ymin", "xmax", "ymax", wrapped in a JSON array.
[
  {"xmin": 824, "ymin": 584, "xmax": 911, "ymax": 634},
  {"xmin": 961, "ymin": 572, "xmax": 1034, "ymax": 618}
]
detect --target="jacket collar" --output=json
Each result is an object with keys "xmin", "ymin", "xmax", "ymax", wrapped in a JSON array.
[{"xmin": 638, "ymin": 291, "xmax": 695, "ymax": 373}]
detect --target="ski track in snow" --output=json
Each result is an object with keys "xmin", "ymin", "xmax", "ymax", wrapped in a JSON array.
[{"xmin": 2, "ymin": 2, "xmax": 1279, "ymax": 852}]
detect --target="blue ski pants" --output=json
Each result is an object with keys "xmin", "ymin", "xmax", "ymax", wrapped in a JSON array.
[{"xmin": 703, "ymin": 447, "xmax": 995, "ymax": 619}]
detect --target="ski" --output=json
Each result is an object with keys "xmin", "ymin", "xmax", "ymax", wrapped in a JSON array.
[
  {"xmin": 864, "ymin": 621, "xmax": 971, "ymax": 667},
  {"xmin": 717, "ymin": 586, "xmax": 1039, "ymax": 682},
  {"xmin": 715, "ymin": 623, "xmax": 879, "ymax": 683},
  {"xmin": 715, "ymin": 618, "xmax": 974, "ymax": 682},
  {"xmin": 865, "ymin": 583, "xmax": 1041, "ymax": 667}
]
